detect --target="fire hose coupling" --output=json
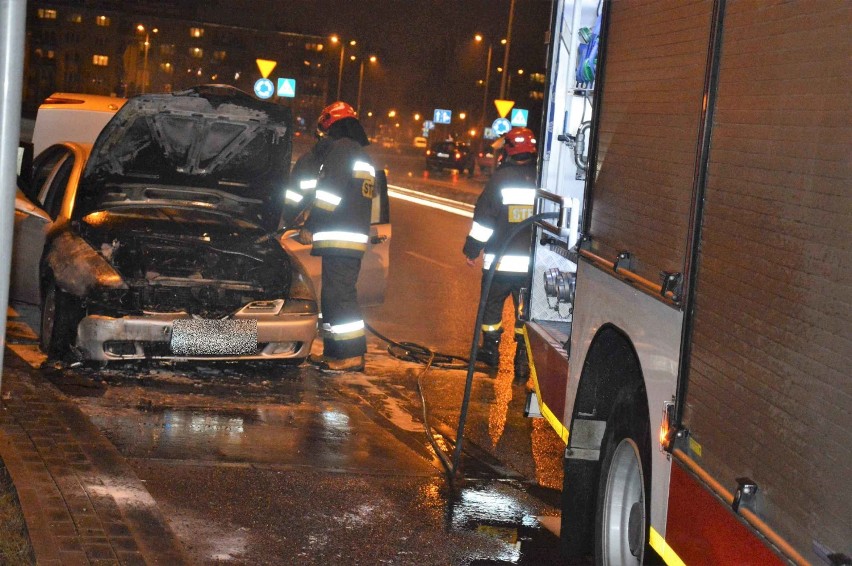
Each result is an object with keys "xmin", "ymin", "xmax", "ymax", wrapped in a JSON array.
[
  {"xmin": 543, "ymin": 268, "xmax": 575, "ymax": 304},
  {"xmin": 732, "ymin": 477, "xmax": 758, "ymax": 513}
]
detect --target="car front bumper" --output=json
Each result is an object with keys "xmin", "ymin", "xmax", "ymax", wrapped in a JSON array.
[{"xmin": 76, "ymin": 310, "xmax": 318, "ymax": 361}]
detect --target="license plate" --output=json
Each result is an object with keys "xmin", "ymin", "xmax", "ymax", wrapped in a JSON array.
[
  {"xmin": 170, "ymin": 319, "xmax": 258, "ymax": 356},
  {"xmin": 437, "ymin": 152, "xmax": 449, "ymax": 158}
]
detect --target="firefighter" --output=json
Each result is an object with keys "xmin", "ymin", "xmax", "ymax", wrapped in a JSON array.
[
  {"xmin": 302, "ymin": 101, "xmax": 375, "ymax": 372},
  {"xmin": 463, "ymin": 127, "xmax": 537, "ymax": 381},
  {"xmin": 282, "ymin": 132, "xmax": 333, "ymax": 227}
]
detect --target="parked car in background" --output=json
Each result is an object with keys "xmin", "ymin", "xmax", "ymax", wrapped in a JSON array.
[
  {"xmin": 425, "ymin": 140, "xmax": 475, "ymax": 176},
  {"xmin": 11, "ymin": 85, "xmax": 392, "ymax": 363},
  {"xmin": 475, "ymin": 145, "xmax": 498, "ymax": 176}
]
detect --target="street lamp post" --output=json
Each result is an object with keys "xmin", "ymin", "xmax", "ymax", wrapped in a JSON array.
[
  {"xmin": 475, "ymin": 35, "xmax": 494, "ymax": 136},
  {"xmin": 330, "ymin": 36, "xmax": 356, "ymax": 101},
  {"xmin": 136, "ymin": 24, "xmax": 157, "ymax": 94},
  {"xmin": 499, "ymin": 0, "xmax": 516, "ymax": 100},
  {"xmin": 356, "ymin": 55, "xmax": 376, "ymax": 116}
]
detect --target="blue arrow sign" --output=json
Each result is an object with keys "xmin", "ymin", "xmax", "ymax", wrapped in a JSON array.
[
  {"xmin": 277, "ymin": 78, "xmax": 296, "ymax": 98},
  {"xmin": 423, "ymin": 120, "xmax": 435, "ymax": 131},
  {"xmin": 433, "ymin": 109, "xmax": 452, "ymax": 125},
  {"xmin": 510, "ymin": 108, "xmax": 529, "ymax": 127},
  {"xmin": 254, "ymin": 78, "xmax": 274, "ymax": 99},
  {"xmin": 492, "ymin": 117, "xmax": 511, "ymax": 136}
]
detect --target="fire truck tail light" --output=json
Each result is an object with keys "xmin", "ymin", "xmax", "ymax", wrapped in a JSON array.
[{"xmin": 660, "ymin": 401, "xmax": 675, "ymax": 452}]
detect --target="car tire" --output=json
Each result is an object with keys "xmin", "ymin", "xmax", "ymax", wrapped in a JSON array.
[
  {"xmin": 40, "ymin": 281, "xmax": 82, "ymax": 360},
  {"xmin": 594, "ymin": 387, "xmax": 653, "ymax": 566}
]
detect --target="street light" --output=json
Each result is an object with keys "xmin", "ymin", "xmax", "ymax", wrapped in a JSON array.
[
  {"xmin": 474, "ymin": 34, "xmax": 495, "ymax": 137},
  {"xmin": 499, "ymin": 0, "xmax": 517, "ymax": 100},
  {"xmin": 330, "ymin": 36, "xmax": 357, "ymax": 101},
  {"xmin": 136, "ymin": 24, "xmax": 158, "ymax": 93},
  {"xmin": 356, "ymin": 54, "xmax": 377, "ymax": 116}
]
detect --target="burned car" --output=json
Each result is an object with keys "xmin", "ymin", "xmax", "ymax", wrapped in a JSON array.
[{"xmin": 12, "ymin": 85, "xmax": 321, "ymax": 362}]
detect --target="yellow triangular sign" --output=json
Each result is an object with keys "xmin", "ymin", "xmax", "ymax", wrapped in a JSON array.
[
  {"xmin": 256, "ymin": 59, "xmax": 277, "ymax": 79},
  {"xmin": 494, "ymin": 99, "xmax": 515, "ymax": 118}
]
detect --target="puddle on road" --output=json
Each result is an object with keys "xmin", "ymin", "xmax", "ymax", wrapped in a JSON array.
[
  {"xmin": 418, "ymin": 478, "xmax": 567, "ymax": 565},
  {"xmin": 85, "ymin": 401, "xmax": 434, "ymax": 475}
]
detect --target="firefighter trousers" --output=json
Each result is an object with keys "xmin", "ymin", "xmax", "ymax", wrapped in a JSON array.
[
  {"xmin": 480, "ymin": 272, "xmax": 526, "ymax": 338},
  {"xmin": 321, "ymin": 255, "xmax": 367, "ymax": 359}
]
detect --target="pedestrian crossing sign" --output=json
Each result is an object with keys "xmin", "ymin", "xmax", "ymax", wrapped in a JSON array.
[
  {"xmin": 277, "ymin": 78, "xmax": 296, "ymax": 98},
  {"xmin": 510, "ymin": 108, "xmax": 529, "ymax": 127}
]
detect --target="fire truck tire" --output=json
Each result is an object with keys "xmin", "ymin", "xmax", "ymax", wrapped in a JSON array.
[{"xmin": 594, "ymin": 389, "xmax": 652, "ymax": 565}]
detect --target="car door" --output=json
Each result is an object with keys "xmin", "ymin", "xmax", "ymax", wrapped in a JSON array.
[
  {"xmin": 280, "ymin": 169, "xmax": 391, "ymax": 307},
  {"xmin": 11, "ymin": 145, "xmax": 78, "ymax": 305}
]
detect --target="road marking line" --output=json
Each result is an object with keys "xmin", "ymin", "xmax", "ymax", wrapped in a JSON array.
[
  {"xmin": 404, "ymin": 251, "xmax": 453, "ymax": 269},
  {"xmin": 387, "ymin": 184, "xmax": 474, "ymax": 218}
]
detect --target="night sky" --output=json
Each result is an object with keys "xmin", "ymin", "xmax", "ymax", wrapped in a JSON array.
[{"xmin": 207, "ymin": 0, "xmax": 553, "ymax": 129}]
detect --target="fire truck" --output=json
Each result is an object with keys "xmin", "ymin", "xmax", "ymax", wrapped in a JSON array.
[{"xmin": 523, "ymin": 0, "xmax": 850, "ymax": 564}]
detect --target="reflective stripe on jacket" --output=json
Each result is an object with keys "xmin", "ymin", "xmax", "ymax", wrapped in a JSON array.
[
  {"xmin": 306, "ymin": 137, "xmax": 374, "ymax": 258},
  {"xmin": 463, "ymin": 162, "xmax": 537, "ymax": 273}
]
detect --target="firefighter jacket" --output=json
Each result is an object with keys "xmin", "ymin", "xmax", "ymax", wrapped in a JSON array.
[
  {"xmin": 305, "ymin": 136, "xmax": 375, "ymax": 258},
  {"xmin": 463, "ymin": 161, "xmax": 537, "ymax": 273},
  {"xmin": 283, "ymin": 137, "xmax": 333, "ymax": 226}
]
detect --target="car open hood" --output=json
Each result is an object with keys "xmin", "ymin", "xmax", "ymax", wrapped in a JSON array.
[{"xmin": 76, "ymin": 85, "xmax": 292, "ymax": 220}]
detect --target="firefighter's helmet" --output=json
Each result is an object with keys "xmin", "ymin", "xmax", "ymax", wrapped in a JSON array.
[
  {"xmin": 503, "ymin": 127, "xmax": 537, "ymax": 156},
  {"xmin": 317, "ymin": 101, "xmax": 358, "ymax": 133}
]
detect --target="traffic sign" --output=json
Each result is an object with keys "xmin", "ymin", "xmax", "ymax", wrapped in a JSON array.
[
  {"xmin": 484, "ymin": 127, "xmax": 497, "ymax": 140},
  {"xmin": 423, "ymin": 120, "xmax": 435, "ymax": 131},
  {"xmin": 433, "ymin": 109, "xmax": 452, "ymax": 125},
  {"xmin": 510, "ymin": 108, "xmax": 529, "ymax": 127},
  {"xmin": 277, "ymin": 78, "xmax": 296, "ymax": 98},
  {"xmin": 492, "ymin": 117, "xmax": 511, "ymax": 136},
  {"xmin": 253, "ymin": 78, "xmax": 274, "ymax": 99},
  {"xmin": 255, "ymin": 59, "xmax": 277, "ymax": 79},
  {"xmin": 494, "ymin": 99, "xmax": 515, "ymax": 118}
]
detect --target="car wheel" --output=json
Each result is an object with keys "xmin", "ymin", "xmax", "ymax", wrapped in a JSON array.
[
  {"xmin": 594, "ymin": 388, "xmax": 652, "ymax": 566},
  {"xmin": 40, "ymin": 281, "xmax": 82, "ymax": 360}
]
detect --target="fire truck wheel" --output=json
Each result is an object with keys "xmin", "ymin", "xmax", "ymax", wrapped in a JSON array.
[{"xmin": 594, "ymin": 392, "xmax": 652, "ymax": 565}]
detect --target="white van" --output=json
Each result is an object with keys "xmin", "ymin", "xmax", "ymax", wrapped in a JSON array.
[{"xmin": 31, "ymin": 93, "xmax": 126, "ymax": 155}]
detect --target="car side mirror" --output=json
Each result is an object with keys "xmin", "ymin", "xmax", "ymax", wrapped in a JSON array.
[
  {"xmin": 17, "ymin": 141, "xmax": 33, "ymax": 193},
  {"xmin": 375, "ymin": 168, "xmax": 390, "ymax": 225}
]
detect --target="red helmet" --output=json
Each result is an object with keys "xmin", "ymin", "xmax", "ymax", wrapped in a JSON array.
[
  {"xmin": 503, "ymin": 127, "xmax": 537, "ymax": 156},
  {"xmin": 317, "ymin": 101, "xmax": 357, "ymax": 133}
]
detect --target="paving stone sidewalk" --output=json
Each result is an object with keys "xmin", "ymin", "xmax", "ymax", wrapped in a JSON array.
[{"xmin": 0, "ymin": 354, "xmax": 188, "ymax": 565}]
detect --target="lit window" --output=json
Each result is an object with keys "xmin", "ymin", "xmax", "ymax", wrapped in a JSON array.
[
  {"xmin": 47, "ymin": 50, "xmax": 55, "ymax": 59},
  {"xmin": 92, "ymin": 55, "xmax": 109, "ymax": 66},
  {"xmin": 190, "ymin": 47, "xmax": 203, "ymax": 59},
  {"xmin": 160, "ymin": 44, "xmax": 175, "ymax": 56},
  {"xmin": 96, "ymin": 15, "xmax": 110, "ymax": 27},
  {"xmin": 67, "ymin": 13, "xmax": 82, "ymax": 23},
  {"xmin": 160, "ymin": 62, "xmax": 173, "ymax": 74},
  {"xmin": 213, "ymin": 50, "xmax": 226, "ymax": 61},
  {"xmin": 189, "ymin": 27, "xmax": 204, "ymax": 38},
  {"xmin": 37, "ymin": 9, "xmax": 57, "ymax": 19}
]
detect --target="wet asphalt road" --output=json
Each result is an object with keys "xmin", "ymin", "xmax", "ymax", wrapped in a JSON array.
[{"xmin": 7, "ymin": 167, "xmax": 570, "ymax": 564}]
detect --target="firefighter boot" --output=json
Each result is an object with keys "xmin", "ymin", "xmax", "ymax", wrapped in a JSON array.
[
  {"xmin": 476, "ymin": 332, "xmax": 501, "ymax": 368},
  {"xmin": 513, "ymin": 338, "xmax": 530, "ymax": 383}
]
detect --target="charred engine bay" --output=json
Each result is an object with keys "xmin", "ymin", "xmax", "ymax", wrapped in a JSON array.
[{"xmin": 80, "ymin": 210, "xmax": 292, "ymax": 318}]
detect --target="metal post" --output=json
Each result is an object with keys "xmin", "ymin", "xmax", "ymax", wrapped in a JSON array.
[
  {"xmin": 499, "ymin": 0, "xmax": 516, "ymax": 100},
  {"xmin": 356, "ymin": 59, "xmax": 365, "ymax": 115},
  {"xmin": 0, "ymin": 0, "xmax": 28, "ymax": 389},
  {"xmin": 479, "ymin": 43, "xmax": 493, "ymax": 136},
  {"xmin": 142, "ymin": 33, "xmax": 150, "ymax": 93},
  {"xmin": 336, "ymin": 44, "xmax": 345, "ymax": 101}
]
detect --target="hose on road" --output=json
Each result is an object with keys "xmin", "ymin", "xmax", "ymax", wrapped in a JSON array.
[{"xmin": 366, "ymin": 211, "xmax": 559, "ymax": 483}]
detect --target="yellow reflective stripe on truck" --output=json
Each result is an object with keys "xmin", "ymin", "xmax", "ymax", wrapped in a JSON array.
[
  {"xmin": 649, "ymin": 528, "xmax": 687, "ymax": 566},
  {"xmin": 520, "ymin": 326, "xmax": 569, "ymax": 444}
]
